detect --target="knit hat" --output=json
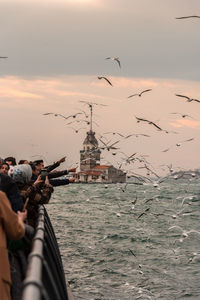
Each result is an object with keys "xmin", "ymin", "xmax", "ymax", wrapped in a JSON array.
[{"xmin": 8, "ymin": 164, "xmax": 32, "ymax": 183}]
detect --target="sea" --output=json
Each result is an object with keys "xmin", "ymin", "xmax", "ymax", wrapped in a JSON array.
[{"xmin": 46, "ymin": 179, "xmax": 200, "ymax": 300}]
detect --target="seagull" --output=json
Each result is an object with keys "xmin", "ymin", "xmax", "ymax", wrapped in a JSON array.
[
  {"xmin": 103, "ymin": 131, "xmax": 124, "ymax": 137},
  {"xmin": 170, "ymin": 112, "xmax": 194, "ymax": 119},
  {"xmin": 119, "ymin": 183, "xmax": 128, "ymax": 192},
  {"xmin": 135, "ymin": 116, "xmax": 163, "ymax": 131},
  {"xmin": 43, "ymin": 112, "xmax": 83, "ymax": 120},
  {"xmin": 175, "ymin": 15, "xmax": 200, "ymax": 19},
  {"xmin": 97, "ymin": 76, "xmax": 113, "ymax": 86},
  {"xmin": 0, "ymin": 56, "xmax": 8, "ymax": 58},
  {"xmin": 66, "ymin": 126, "xmax": 86, "ymax": 133},
  {"xmin": 127, "ymin": 89, "xmax": 152, "ymax": 98},
  {"xmin": 175, "ymin": 94, "xmax": 200, "ymax": 103},
  {"xmin": 131, "ymin": 193, "xmax": 138, "ymax": 207},
  {"xmin": 120, "ymin": 152, "xmax": 137, "ymax": 164},
  {"xmin": 162, "ymin": 148, "xmax": 170, "ymax": 153},
  {"xmin": 105, "ymin": 57, "xmax": 121, "ymax": 68},
  {"xmin": 99, "ymin": 139, "xmax": 120, "ymax": 151},
  {"xmin": 137, "ymin": 207, "xmax": 150, "ymax": 219},
  {"xmin": 133, "ymin": 133, "xmax": 150, "ymax": 138},
  {"xmin": 168, "ymin": 225, "xmax": 200, "ymax": 238},
  {"xmin": 129, "ymin": 249, "xmax": 136, "ymax": 257},
  {"xmin": 176, "ymin": 137, "xmax": 194, "ymax": 147}
]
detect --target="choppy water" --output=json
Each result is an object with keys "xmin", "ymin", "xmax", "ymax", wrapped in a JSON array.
[{"xmin": 46, "ymin": 179, "xmax": 200, "ymax": 300}]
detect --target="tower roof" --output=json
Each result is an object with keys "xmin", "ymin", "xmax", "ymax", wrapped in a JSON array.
[{"xmin": 83, "ymin": 130, "xmax": 98, "ymax": 147}]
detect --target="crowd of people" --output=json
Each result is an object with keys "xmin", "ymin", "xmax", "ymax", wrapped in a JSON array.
[{"xmin": 0, "ymin": 155, "xmax": 76, "ymax": 300}]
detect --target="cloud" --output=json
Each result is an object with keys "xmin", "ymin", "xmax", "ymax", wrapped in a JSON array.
[{"xmin": 170, "ymin": 119, "xmax": 200, "ymax": 129}]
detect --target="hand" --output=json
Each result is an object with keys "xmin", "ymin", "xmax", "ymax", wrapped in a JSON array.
[
  {"xmin": 33, "ymin": 175, "xmax": 44, "ymax": 186},
  {"xmin": 58, "ymin": 156, "xmax": 66, "ymax": 164},
  {"xmin": 17, "ymin": 209, "xmax": 27, "ymax": 222},
  {"xmin": 68, "ymin": 167, "xmax": 77, "ymax": 173},
  {"xmin": 44, "ymin": 176, "xmax": 50, "ymax": 185},
  {"xmin": 69, "ymin": 177, "xmax": 75, "ymax": 183}
]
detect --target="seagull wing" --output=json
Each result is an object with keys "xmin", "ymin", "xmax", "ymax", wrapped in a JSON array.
[
  {"xmin": 140, "ymin": 89, "xmax": 152, "ymax": 95},
  {"xmin": 110, "ymin": 140, "xmax": 120, "ymax": 147},
  {"xmin": 127, "ymin": 94, "xmax": 138, "ymax": 98},
  {"xmin": 176, "ymin": 15, "xmax": 200, "ymax": 19},
  {"xmin": 114, "ymin": 58, "xmax": 121, "ymax": 68},
  {"xmin": 175, "ymin": 94, "xmax": 190, "ymax": 101},
  {"xmin": 135, "ymin": 116, "xmax": 149, "ymax": 123},
  {"xmin": 99, "ymin": 138, "xmax": 108, "ymax": 147},
  {"xmin": 150, "ymin": 121, "xmax": 162, "ymax": 131},
  {"xmin": 162, "ymin": 148, "xmax": 170, "ymax": 152},
  {"xmin": 168, "ymin": 225, "xmax": 183, "ymax": 231},
  {"xmin": 43, "ymin": 112, "xmax": 54, "ymax": 115},
  {"xmin": 129, "ymin": 249, "xmax": 136, "ymax": 257},
  {"xmin": 193, "ymin": 99, "xmax": 200, "ymax": 103},
  {"xmin": 98, "ymin": 76, "xmax": 113, "ymax": 86}
]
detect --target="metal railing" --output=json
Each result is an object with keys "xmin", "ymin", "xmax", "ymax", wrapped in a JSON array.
[{"xmin": 22, "ymin": 205, "xmax": 73, "ymax": 300}]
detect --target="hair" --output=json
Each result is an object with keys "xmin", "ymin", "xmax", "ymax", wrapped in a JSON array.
[
  {"xmin": 29, "ymin": 163, "xmax": 37, "ymax": 171},
  {"xmin": 33, "ymin": 159, "xmax": 44, "ymax": 166},
  {"xmin": 0, "ymin": 162, "xmax": 9, "ymax": 170},
  {"xmin": 18, "ymin": 160, "xmax": 27, "ymax": 164},
  {"xmin": 4, "ymin": 156, "xmax": 17, "ymax": 166}
]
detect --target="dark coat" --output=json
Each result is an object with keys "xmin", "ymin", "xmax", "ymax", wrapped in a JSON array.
[
  {"xmin": 18, "ymin": 183, "xmax": 54, "ymax": 228},
  {"xmin": 0, "ymin": 174, "xmax": 24, "ymax": 212}
]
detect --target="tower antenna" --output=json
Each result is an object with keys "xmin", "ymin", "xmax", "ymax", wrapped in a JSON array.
[{"xmin": 89, "ymin": 104, "xmax": 93, "ymax": 131}]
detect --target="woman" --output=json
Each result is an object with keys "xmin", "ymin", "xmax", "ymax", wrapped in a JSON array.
[
  {"xmin": 9, "ymin": 164, "xmax": 54, "ymax": 227},
  {"xmin": 8, "ymin": 164, "xmax": 53, "ymax": 300}
]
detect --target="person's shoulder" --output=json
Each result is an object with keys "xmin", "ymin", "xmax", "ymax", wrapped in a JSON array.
[{"xmin": 0, "ymin": 173, "xmax": 13, "ymax": 182}]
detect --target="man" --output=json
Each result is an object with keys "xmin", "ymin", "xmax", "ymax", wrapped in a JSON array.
[
  {"xmin": 31, "ymin": 157, "xmax": 76, "ymax": 186},
  {"xmin": 0, "ymin": 191, "xmax": 26, "ymax": 300},
  {"xmin": 33, "ymin": 156, "xmax": 66, "ymax": 173}
]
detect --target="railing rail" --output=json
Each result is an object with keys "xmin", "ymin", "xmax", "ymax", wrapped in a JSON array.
[{"xmin": 22, "ymin": 205, "xmax": 73, "ymax": 300}]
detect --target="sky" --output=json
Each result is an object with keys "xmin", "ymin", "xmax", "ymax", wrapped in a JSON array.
[{"xmin": 0, "ymin": 0, "xmax": 200, "ymax": 176}]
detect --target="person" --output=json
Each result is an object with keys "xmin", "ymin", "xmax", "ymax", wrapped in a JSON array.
[
  {"xmin": 31, "ymin": 158, "xmax": 76, "ymax": 186},
  {"xmin": 0, "ymin": 191, "xmax": 26, "ymax": 300},
  {"xmin": 33, "ymin": 156, "xmax": 66, "ymax": 173},
  {"xmin": 9, "ymin": 164, "xmax": 54, "ymax": 228},
  {"xmin": 0, "ymin": 162, "xmax": 10, "ymax": 175},
  {"xmin": 18, "ymin": 160, "xmax": 29, "ymax": 165},
  {"xmin": 4, "ymin": 157, "xmax": 17, "ymax": 166},
  {"xmin": 0, "ymin": 173, "xmax": 24, "ymax": 212}
]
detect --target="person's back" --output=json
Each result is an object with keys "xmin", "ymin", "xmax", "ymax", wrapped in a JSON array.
[
  {"xmin": 0, "ymin": 191, "xmax": 26, "ymax": 300},
  {"xmin": 0, "ymin": 173, "xmax": 24, "ymax": 212}
]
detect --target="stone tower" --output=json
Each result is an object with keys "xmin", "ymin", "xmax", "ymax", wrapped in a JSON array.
[
  {"xmin": 79, "ymin": 102, "xmax": 102, "ymax": 171},
  {"xmin": 80, "ymin": 130, "xmax": 101, "ymax": 171}
]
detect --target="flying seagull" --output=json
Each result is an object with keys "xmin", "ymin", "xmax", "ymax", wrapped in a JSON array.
[
  {"xmin": 170, "ymin": 112, "xmax": 194, "ymax": 119},
  {"xmin": 176, "ymin": 137, "xmax": 194, "ymax": 147},
  {"xmin": 66, "ymin": 126, "xmax": 86, "ymax": 133},
  {"xmin": 175, "ymin": 94, "xmax": 200, "ymax": 103},
  {"xmin": 176, "ymin": 15, "xmax": 200, "ymax": 19},
  {"xmin": 127, "ymin": 89, "xmax": 152, "ymax": 98},
  {"xmin": 0, "ymin": 56, "xmax": 8, "ymax": 59},
  {"xmin": 105, "ymin": 57, "xmax": 121, "ymax": 68},
  {"xmin": 99, "ymin": 139, "xmax": 120, "ymax": 151},
  {"xmin": 135, "ymin": 116, "xmax": 163, "ymax": 131},
  {"xmin": 97, "ymin": 76, "xmax": 113, "ymax": 86},
  {"xmin": 43, "ymin": 112, "xmax": 83, "ymax": 120},
  {"xmin": 137, "ymin": 207, "xmax": 150, "ymax": 219}
]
